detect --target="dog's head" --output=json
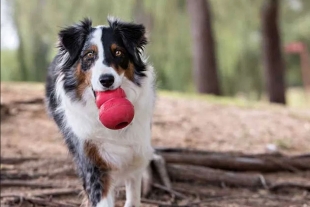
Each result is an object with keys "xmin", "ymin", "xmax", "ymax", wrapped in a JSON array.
[{"xmin": 57, "ymin": 17, "xmax": 147, "ymax": 99}]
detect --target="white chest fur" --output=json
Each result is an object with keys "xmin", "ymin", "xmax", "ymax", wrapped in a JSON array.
[{"xmin": 55, "ymin": 67, "xmax": 155, "ymax": 180}]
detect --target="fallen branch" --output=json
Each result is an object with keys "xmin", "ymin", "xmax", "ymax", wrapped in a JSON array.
[
  {"xmin": 0, "ymin": 157, "xmax": 39, "ymax": 165},
  {"xmin": 152, "ymin": 183, "xmax": 187, "ymax": 199},
  {"xmin": 158, "ymin": 194, "xmax": 304, "ymax": 207},
  {"xmin": 152, "ymin": 154, "xmax": 172, "ymax": 188},
  {"xmin": 157, "ymin": 149, "xmax": 310, "ymax": 172},
  {"xmin": 269, "ymin": 182, "xmax": 310, "ymax": 191},
  {"xmin": 166, "ymin": 164, "xmax": 270, "ymax": 188},
  {"xmin": 141, "ymin": 198, "xmax": 171, "ymax": 206}
]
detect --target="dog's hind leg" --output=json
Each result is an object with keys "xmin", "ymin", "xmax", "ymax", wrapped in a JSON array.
[{"xmin": 124, "ymin": 172, "xmax": 143, "ymax": 207}]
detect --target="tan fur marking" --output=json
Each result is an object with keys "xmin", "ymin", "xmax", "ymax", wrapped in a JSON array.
[
  {"xmin": 111, "ymin": 43, "xmax": 118, "ymax": 52},
  {"xmin": 110, "ymin": 63, "xmax": 122, "ymax": 75},
  {"xmin": 89, "ymin": 45, "xmax": 98, "ymax": 54},
  {"xmin": 110, "ymin": 44, "xmax": 135, "ymax": 81},
  {"xmin": 76, "ymin": 62, "xmax": 91, "ymax": 99},
  {"xmin": 84, "ymin": 141, "xmax": 112, "ymax": 197},
  {"xmin": 76, "ymin": 44, "xmax": 98, "ymax": 98},
  {"xmin": 124, "ymin": 61, "xmax": 134, "ymax": 81}
]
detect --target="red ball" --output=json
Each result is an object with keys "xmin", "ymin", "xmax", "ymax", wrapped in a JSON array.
[
  {"xmin": 95, "ymin": 88, "xmax": 126, "ymax": 108},
  {"xmin": 99, "ymin": 98, "xmax": 134, "ymax": 130},
  {"xmin": 95, "ymin": 88, "xmax": 134, "ymax": 130}
]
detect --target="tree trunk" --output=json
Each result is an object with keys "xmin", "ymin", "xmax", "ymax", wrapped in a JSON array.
[
  {"xmin": 13, "ymin": 0, "xmax": 28, "ymax": 81},
  {"xmin": 186, "ymin": 0, "xmax": 221, "ymax": 95},
  {"xmin": 261, "ymin": 0, "xmax": 286, "ymax": 104},
  {"xmin": 32, "ymin": 0, "xmax": 49, "ymax": 82}
]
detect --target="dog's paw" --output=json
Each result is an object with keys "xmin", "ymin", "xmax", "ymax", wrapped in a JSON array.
[{"xmin": 124, "ymin": 202, "xmax": 140, "ymax": 207}]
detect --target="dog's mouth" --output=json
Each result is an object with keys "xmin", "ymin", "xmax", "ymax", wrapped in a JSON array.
[
  {"xmin": 92, "ymin": 88, "xmax": 97, "ymax": 99},
  {"xmin": 92, "ymin": 87, "xmax": 116, "ymax": 98}
]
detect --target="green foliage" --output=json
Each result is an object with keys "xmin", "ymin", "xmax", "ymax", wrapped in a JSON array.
[
  {"xmin": 145, "ymin": 0, "xmax": 192, "ymax": 91},
  {"xmin": 281, "ymin": 0, "xmax": 310, "ymax": 87},
  {"xmin": 211, "ymin": 0, "xmax": 264, "ymax": 98},
  {"xmin": 1, "ymin": 0, "xmax": 310, "ymax": 100},
  {"xmin": 1, "ymin": 50, "xmax": 19, "ymax": 81}
]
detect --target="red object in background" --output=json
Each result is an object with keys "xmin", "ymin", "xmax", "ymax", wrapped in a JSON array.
[
  {"xmin": 284, "ymin": 42, "xmax": 305, "ymax": 53},
  {"xmin": 284, "ymin": 41, "xmax": 310, "ymax": 93},
  {"xmin": 95, "ymin": 88, "xmax": 134, "ymax": 130}
]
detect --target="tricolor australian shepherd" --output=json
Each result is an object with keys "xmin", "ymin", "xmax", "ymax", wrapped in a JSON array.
[{"xmin": 45, "ymin": 17, "xmax": 155, "ymax": 207}]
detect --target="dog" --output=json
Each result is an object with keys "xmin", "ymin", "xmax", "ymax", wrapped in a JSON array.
[{"xmin": 45, "ymin": 17, "xmax": 155, "ymax": 207}]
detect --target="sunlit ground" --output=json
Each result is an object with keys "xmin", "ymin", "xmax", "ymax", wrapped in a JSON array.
[
  {"xmin": 286, "ymin": 87, "xmax": 310, "ymax": 108},
  {"xmin": 160, "ymin": 86, "xmax": 310, "ymax": 109}
]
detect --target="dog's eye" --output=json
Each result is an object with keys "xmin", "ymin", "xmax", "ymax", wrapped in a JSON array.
[
  {"xmin": 115, "ymin": 50, "xmax": 122, "ymax": 57},
  {"xmin": 86, "ymin": 51, "xmax": 95, "ymax": 58}
]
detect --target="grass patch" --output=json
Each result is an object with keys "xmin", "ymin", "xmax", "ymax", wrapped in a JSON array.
[
  {"xmin": 287, "ymin": 87, "xmax": 310, "ymax": 108},
  {"xmin": 159, "ymin": 90, "xmax": 270, "ymax": 108}
]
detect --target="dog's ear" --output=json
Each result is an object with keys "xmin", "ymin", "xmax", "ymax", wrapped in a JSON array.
[
  {"xmin": 58, "ymin": 18, "xmax": 92, "ymax": 61},
  {"xmin": 108, "ymin": 18, "xmax": 147, "ymax": 58}
]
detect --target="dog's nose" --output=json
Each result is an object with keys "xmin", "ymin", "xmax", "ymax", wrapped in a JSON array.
[{"xmin": 99, "ymin": 74, "xmax": 115, "ymax": 88}]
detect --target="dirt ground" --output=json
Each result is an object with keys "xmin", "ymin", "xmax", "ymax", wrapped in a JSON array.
[{"xmin": 1, "ymin": 82, "xmax": 310, "ymax": 207}]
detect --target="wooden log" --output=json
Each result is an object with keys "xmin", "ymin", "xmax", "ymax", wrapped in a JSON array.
[
  {"xmin": 158, "ymin": 150, "xmax": 310, "ymax": 172},
  {"xmin": 167, "ymin": 164, "xmax": 269, "ymax": 188},
  {"xmin": 269, "ymin": 182, "xmax": 310, "ymax": 191}
]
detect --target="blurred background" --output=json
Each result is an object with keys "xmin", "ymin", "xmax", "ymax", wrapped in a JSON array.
[
  {"xmin": 1, "ymin": 1, "xmax": 310, "ymax": 206},
  {"xmin": 1, "ymin": 0, "xmax": 310, "ymax": 106}
]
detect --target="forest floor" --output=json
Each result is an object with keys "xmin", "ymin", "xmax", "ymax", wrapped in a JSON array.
[{"xmin": 1, "ymin": 82, "xmax": 310, "ymax": 207}]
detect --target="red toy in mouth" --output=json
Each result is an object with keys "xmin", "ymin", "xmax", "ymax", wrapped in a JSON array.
[{"xmin": 95, "ymin": 88, "xmax": 134, "ymax": 130}]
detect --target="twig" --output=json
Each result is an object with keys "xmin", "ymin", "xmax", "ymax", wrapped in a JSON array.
[
  {"xmin": 0, "ymin": 180, "xmax": 61, "ymax": 188},
  {"xmin": 12, "ymin": 98, "xmax": 44, "ymax": 105},
  {"xmin": 30, "ymin": 188, "xmax": 81, "ymax": 197},
  {"xmin": 47, "ymin": 165, "xmax": 76, "ymax": 178},
  {"xmin": 1, "ymin": 165, "xmax": 75, "ymax": 180},
  {"xmin": 141, "ymin": 198, "xmax": 170, "ymax": 206},
  {"xmin": 152, "ymin": 154, "xmax": 172, "ymax": 188},
  {"xmin": 0, "ymin": 157, "xmax": 39, "ymax": 164},
  {"xmin": 269, "ymin": 182, "xmax": 310, "ymax": 191},
  {"xmin": 1, "ymin": 188, "xmax": 80, "ymax": 198},
  {"xmin": 291, "ymin": 153, "xmax": 310, "ymax": 159},
  {"xmin": 4, "ymin": 195, "xmax": 78, "ymax": 207},
  {"xmin": 0, "ymin": 171, "xmax": 44, "ymax": 180},
  {"xmin": 152, "ymin": 183, "xmax": 187, "ymax": 199}
]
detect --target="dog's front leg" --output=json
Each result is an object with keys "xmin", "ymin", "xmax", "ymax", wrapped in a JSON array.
[
  {"xmin": 93, "ymin": 191, "xmax": 114, "ymax": 207},
  {"xmin": 124, "ymin": 172, "xmax": 142, "ymax": 207},
  {"xmin": 73, "ymin": 140, "xmax": 114, "ymax": 207}
]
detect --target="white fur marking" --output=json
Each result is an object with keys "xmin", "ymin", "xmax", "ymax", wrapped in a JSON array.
[
  {"xmin": 96, "ymin": 191, "xmax": 114, "ymax": 207},
  {"xmin": 90, "ymin": 28, "xmax": 122, "ymax": 91}
]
